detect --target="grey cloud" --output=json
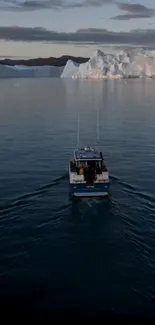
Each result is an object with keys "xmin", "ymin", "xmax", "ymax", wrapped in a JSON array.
[
  {"xmin": 117, "ymin": 3, "xmax": 153, "ymax": 14},
  {"xmin": 112, "ymin": 2, "xmax": 155, "ymax": 20},
  {"xmin": 0, "ymin": 0, "xmax": 154, "ymax": 19},
  {"xmin": 1, "ymin": 26, "xmax": 155, "ymax": 46},
  {"xmin": 84, "ymin": 0, "xmax": 113, "ymax": 5},
  {"xmin": 0, "ymin": 0, "xmax": 114, "ymax": 10},
  {"xmin": 0, "ymin": 0, "xmax": 68, "ymax": 10},
  {"xmin": 1, "ymin": 0, "xmax": 154, "ymax": 24}
]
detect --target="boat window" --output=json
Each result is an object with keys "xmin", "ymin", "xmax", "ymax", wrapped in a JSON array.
[
  {"xmin": 77, "ymin": 161, "xmax": 87, "ymax": 168},
  {"xmin": 87, "ymin": 160, "xmax": 95, "ymax": 169},
  {"xmin": 70, "ymin": 159, "xmax": 77, "ymax": 172},
  {"xmin": 96, "ymin": 161, "xmax": 101, "ymax": 169},
  {"xmin": 87, "ymin": 160, "xmax": 102, "ymax": 169},
  {"xmin": 75, "ymin": 160, "xmax": 102, "ymax": 170}
]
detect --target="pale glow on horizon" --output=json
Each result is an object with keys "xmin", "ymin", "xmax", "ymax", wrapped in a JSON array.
[
  {"xmin": 0, "ymin": 1, "xmax": 154, "ymax": 59},
  {"xmin": 0, "ymin": 40, "xmax": 122, "ymax": 59}
]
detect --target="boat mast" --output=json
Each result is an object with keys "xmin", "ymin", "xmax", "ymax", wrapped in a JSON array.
[
  {"xmin": 76, "ymin": 103, "xmax": 100, "ymax": 149},
  {"xmin": 96, "ymin": 104, "xmax": 100, "ymax": 146}
]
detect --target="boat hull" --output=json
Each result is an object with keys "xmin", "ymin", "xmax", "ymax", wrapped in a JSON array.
[{"xmin": 69, "ymin": 182, "xmax": 110, "ymax": 198}]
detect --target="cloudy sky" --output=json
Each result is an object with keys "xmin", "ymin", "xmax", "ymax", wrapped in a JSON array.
[{"xmin": 0, "ymin": 0, "xmax": 155, "ymax": 57}]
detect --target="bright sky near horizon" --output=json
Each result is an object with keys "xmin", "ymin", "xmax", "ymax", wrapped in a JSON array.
[{"xmin": 0, "ymin": 0, "xmax": 155, "ymax": 57}]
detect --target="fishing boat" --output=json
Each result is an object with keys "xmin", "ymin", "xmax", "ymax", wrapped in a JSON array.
[
  {"xmin": 69, "ymin": 105, "xmax": 110, "ymax": 197},
  {"xmin": 69, "ymin": 146, "xmax": 110, "ymax": 198},
  {"xmin": 69, "ymin": 102, "xmax": 110, "ymax": 198}
]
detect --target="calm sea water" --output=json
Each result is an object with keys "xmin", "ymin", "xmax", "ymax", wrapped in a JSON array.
[{"xmin": 0, "ymin": 78, "xmax": 155, "ymax": 320}]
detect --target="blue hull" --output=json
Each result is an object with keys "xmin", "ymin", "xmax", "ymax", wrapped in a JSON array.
[{"xmin": 70, "ymin": 182, "xmax": 110, "ymax": 198}]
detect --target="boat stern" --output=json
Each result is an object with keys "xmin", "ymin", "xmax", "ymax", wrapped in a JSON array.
[{"xmin": 69, "ymin": 182, "xmax": 110, "ymax": 198}]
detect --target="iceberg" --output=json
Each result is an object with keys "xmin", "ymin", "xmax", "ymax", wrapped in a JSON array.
[
  {"xmin": 1, "ymin": 48, "xmax": 155, "ymax": 79},
  {"xmin": 60, "ymin": 60, "xmax": 79, "ymax": 78},
  {"xmin": 61, "ymin": 48, "xmax": 155, "ymax": 79},
  {"xmin": 0, "ymin": 64, "xmax": 63, "ymax": 78}
]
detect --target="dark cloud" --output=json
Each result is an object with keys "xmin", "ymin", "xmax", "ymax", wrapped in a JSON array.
[
  {"xmin": 112, "ymin": 2, "xmax": 155, "ymax": 20},
  {"xmin": 22, "ymin": 1, "xmax": 63, "ymax": 9},
  {"xmin": 1, "ymin": 26, "xmax": 155, "ymax": 46},
  {"xmin": 77, "ymin": 28, "xmax": 110, "ymax": 33},
  {"xmin": 112, "ymin": 12, "xmax": 154, "ymax": 20}
]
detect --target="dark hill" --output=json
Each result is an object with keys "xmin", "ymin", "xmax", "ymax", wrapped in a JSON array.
[{"xmin": 0, "ymin": 55, "xmax": 89, "ymax": 67}]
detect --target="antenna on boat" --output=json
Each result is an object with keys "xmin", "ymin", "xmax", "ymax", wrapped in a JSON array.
[{"xmin": 77, "ymin": 105, "xmax": 80, "ymax": 148}]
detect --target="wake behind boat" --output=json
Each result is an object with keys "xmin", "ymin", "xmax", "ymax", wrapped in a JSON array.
[{"xmin": 69, "ymin": 146, "xmax": 110, "ymax": 198}]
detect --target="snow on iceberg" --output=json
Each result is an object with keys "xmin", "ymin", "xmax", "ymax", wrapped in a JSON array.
[
  {"xmin": 0, "ymin": 64, "xmax": 63, "ymax": 78},
  {"xmin": 61, "ymin": 48, "xmax": 155, "ymax": 79}
]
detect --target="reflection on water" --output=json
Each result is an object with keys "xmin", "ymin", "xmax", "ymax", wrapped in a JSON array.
[{"xmin": 0, "ymin": 78, "xmax": 155, "ymax": 319}]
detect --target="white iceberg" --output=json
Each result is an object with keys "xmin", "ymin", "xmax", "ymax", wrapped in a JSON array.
[
  {"xmin": 2, "ymin": 48, "xmax": 155, "ymax": 79},
  {"xmin": 61, "ymin": 48, "xmax": 155, "ymax": 79}
]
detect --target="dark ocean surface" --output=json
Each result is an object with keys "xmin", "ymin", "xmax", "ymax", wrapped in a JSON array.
[{"xmin": 0, "ymin": 78, "xmax": 155, "ymax": 321}]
